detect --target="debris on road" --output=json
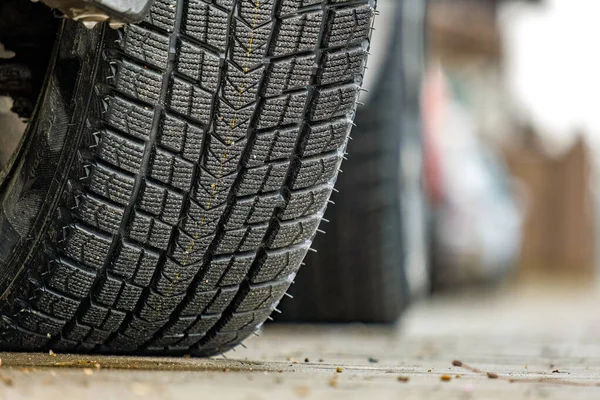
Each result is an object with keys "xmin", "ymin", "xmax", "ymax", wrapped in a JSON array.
[
  {"xmin": 329, "ymin": 374, "xmax": 339, "ymax": 388},
  {"xmin": 453, "ymin": 360, "xmax": 600, "ymax": 387}
]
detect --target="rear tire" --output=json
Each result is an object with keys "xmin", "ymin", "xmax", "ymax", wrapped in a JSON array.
[
  {"xmin": 0, "ymin": 0, "xmax": 375, "ymax": 355},
  {"xmin": 280, "ymin": 0, "xmax": 428, "ymax": 323}
]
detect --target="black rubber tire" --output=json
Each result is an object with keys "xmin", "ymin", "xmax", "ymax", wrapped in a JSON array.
[
  {"xmin": 279, "ymin": 0, "xmax": 427, "ymax": 323},
  {"xmin": 0, "ymin": 0, "xmax": 375, "ymax": 355}
]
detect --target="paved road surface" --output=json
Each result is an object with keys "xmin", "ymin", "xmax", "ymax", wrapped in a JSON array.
[{"xmin": 0, "ymin": 280, "xmax": 599, "ymax": 399}]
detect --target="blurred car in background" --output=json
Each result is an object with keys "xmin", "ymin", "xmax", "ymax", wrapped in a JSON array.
[{"xmin": 423, "ymin": 65, "xmax": 523, "ymax": 291}]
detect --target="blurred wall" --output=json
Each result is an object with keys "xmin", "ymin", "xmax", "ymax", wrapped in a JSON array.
[
  {"xmin": 429, "ymin": 0, "xmax": 596, "ymax": 282},
  {"xmin": 505, "ymin": 136, "xmax": 594, "ymax": 278}
]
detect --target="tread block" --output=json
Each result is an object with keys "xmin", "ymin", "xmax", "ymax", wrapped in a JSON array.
[
  {"xmin": 239, "ymin": 0, "xmax": 274, "ymax": 27},
  {"xmin": 186, "ymin": 314, "xmax": 220, "ymax": 334},
  {"xmin": 105, "ymin": 95, "xmax": 154, "ymax": 140},
  {"xmin": 96, "ymin": 275, "xmax": 143, "ymax": 311},
  {"xmin": 98, "ymin": 130, "xmax": 145, "ymax": 175},
  {"xmin": 121, "ymin": 25, "xmax": 170, "ymax": 68},
  {"xmin": 302, "ymin": 118, "xmax": 350, "ymax": 156},
  {"xmin": 237, "ymin": 279, "xmax": 291, "ymax": 312},
  {"xmin": 282, "ymin": 185, "xmax": 331, "ymax": 220},
  {"xmin": 115, "ymin": 60, "xmax": 163, "ymax": 104},
  {"xmin": 182, "ymin": 0, "xmax": 229, "ymax": 52},
  {"xmin": 95, "ymin": 276, "xmax": 123, "ymax": 307},
  {"xmin": 180, "ymin": 289, "xmax": 217, "ymax": 316},
  {"xmin": 145, "ymin": 0, "xmax": 177, "ymax": 32},
  {"xmin": 273, "ymin": 11, "xmax": 322, "ymax": 56},
  {"xmin": 265, "ymin": 55, "xmax": 314, "ymax": 97},
  {"xmin": 204, "ymin": 136, "xmax": 246, "ymax": 177},
  {"xmin": 280, "ymin": 0, "xmax": 321, "ymax": 15},
  {"xmin": 176, "ymin": 40, "xmax": 221, "ymax": 91},
  {"xmin": 62, "ymin": 224, "xmax": 112, "ymax": 270},
  {"xmin": 270, "ymin": 214, "xmax": 319, "ymax": 249},
  {"xmin": 85, "ymin": 328, "xmax": 113, "ymax": 344},
  {"xmin": 171, "ymin": 229, "xmax": 213, "ymax": 265},
  {"xmin": 213, "ymin": 99, "xmax": 254, "ymax": 143},
  {"xmin": 222, "ymin": 65, "xmax": 263, "ymax": 107},
  {"xmin": 292, "ymin": 152, "xmax": 341, "ymax": 189},
  {"xmin": 122, "ymin": 315, "xmax": 166, "ymax": 339},
  {"xmin": 220, "ymin": 308, "xmax": 272, "ymax": 332},
  {"xmin": 18, "ymin": 311, "xmax": 64, "ymax": 337},
  {"xmin": 115, "ymin": 283, "xmax": 145, "ymax": 311},
  {"xmin": 167, "ymin": 77, "xmax": 213, "ymax": 125},
  {"xmin": 139, "ymin": 181, "xmax": 185, "ymax": 225},
  {"xmin": 319, "ymin": 47, "xmax": 367, "ymax": 85},
  {"xmin": 159, "ymin": 113, "xmax": 205, "ymax": 162},
  {"xmin": 310, "ymin": 84, "xmax": 359, "ymax": 122},
  {"xmin": 129, "ymin": 211, "xmax": 173, "ymax": 249},
  {"xmin": 226, "ymin": 192, "xmax": 284, "ymax": 228},
  {"xmin": 150, "ymin": 148, "xmax": 195, "ymax": 191},
  {"xmin": 257, "ymin": 91, "xmax": 307, "ymax": 130},
  {"xmin": 155, "ymin": 258, "xmax": 197, "ymax": 295},
  {"xmin": 152, "ymin": 334, "xmax": 185, "ymax": 347},
  {"xmin": 88, "ymin": 163, "xmax": 135, "ymax": 206},
  {"xmin": 325, "ymin": 5, "xmax": 373, "ymax": 48},
  {"xmin": 247, "ymin": 127, "xmax": 297, "ymax": 167},
  {"xmin": 216, "ymin": 224, "xmax": 268, "ymax": 255},
  {"xmin": 170, "ymin": 333, "xmax": 203, "ymax": 347},
  {"xmin": 48, "ymin": 259, "xmax": 97, "ymax": 298},
  {"xmin": 4, "ymin": 334, "xmax": 51, "ymax": 351},
  {"xmin": 150, "ymin": 333, "xmax": 181, "ymax": 346},
  {"xmin": 64, "ymin": 321, "xmax": 92, "ymax": 341},
  {"xmin": 139, "ymin": 290, "xmax": 186, "ymax": 322},
  {"xmin": 215, "ymin": 0, "xmax": 235, "ymax": 9},
  {"xmin": 162, "ymin": 316, "xmax": 197, "ymax": 336},
  {"xmin": 111, "ymin": 241, "xmax": 160, "ymax": 286},
  {"xmin": 107, "ymin": 333, "xmax": 142, "ymax": 351},
  {"xmin": 231, "ymin": 19, "xmax": 272, "ymax": 70},
  {"xmin": 199, "ymin": 254, "xmax": 254, "ymax": 291},
  {"xmin": 238, "ymin": 161, "xmax": 289, "ymax": 195},
  {"xmin": 35, "ymin": 290, "xmax": 80, "ymax": 320},
  {"xmin": 205, "ymin": 287, "xmax": 238, "ymax": 314},
  {"xmin": 183, "ymin": 200, "xmax": 226, "ymax": 239},
  {"xmin": 194, "ymin": 167, "xmax": 237, "ymax": 207},
  {"xmin": 183, "ymin": 287, "xmax": 237, "ymax": 315},
  {"xmin": 252, "ymin": 245, "xmax": 308, "ymax": 283},
  {"xmin": 76, "ymin": 194, "xmax": 125, "ymax": 235},
  {"xmin": 80, "ymin": 303, "xmax": 126, "ymax": 333}
]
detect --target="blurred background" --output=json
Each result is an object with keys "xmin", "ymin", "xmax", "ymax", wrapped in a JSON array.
[{"xmin": 425, "ymin": 0, "xmax": 597, "ymax": 287}]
